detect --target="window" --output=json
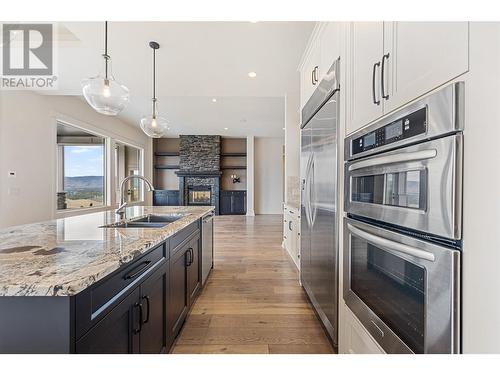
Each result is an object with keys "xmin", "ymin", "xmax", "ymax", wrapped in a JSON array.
[
  {"xmin": 114, "ymin": 141, "xmax": 144, "ymax": 204},
  {"xmin": 57, "ymin": 122, "xmax": 106, "ymax": 210}
]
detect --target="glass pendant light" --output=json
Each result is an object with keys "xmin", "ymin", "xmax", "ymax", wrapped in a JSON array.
[
  {"xmin": 81, "ymin": 22, "xmax": 130, "ymax": 116},
  {"xmin": 140, "ymin": 41, "xmax": 170, "ymax": 138}
]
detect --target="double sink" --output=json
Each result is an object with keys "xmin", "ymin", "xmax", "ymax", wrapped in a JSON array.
[{"xmin": 101, "ymin": 214, "xmax": 186, "ymax": 229}]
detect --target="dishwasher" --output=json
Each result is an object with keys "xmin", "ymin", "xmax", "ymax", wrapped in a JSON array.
[{"xmin": 201, "ymin": 211, "xmax": 214, "ymax": 286}]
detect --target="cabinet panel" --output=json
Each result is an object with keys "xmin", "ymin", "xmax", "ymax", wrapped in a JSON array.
[
  {"xmin": 319, "ymin": 22, "xmax": 341, "ymax": 79},
  {"xmin": 76, "ymin": 288, "xmax": 140, "ymax": 354},
  {"xmin": 232, "ymin": 191, "xmax": 246, "ymax": 214},
  {"xmin": 301, "ymin": 41, "xmax": 321, "ymax": 110},
  {"xmin": 384, "ymin": 22, "xmax": 469, "ymax": 113},
  {"xmin": 139, "ymin": 264, "xmax": 169, "ymax": 354},
  {"xmin": 220, "ymin": 191, "xmax": 232, "ymax": 215},
  {"xmin": 220, "ymin": 191, "xmax": 246, "ymax": 215},
  {"xmin": 342, "ymin": 306, "xmax": 385, "ymax": 354},
  {"xmin": 348, "ymin": 22, "xmax": 385, "ymax": 135},
  {"xmin": 169, "ymin": 246, "xmax": 189, "ymax": 337},
  {"xmin": 153, "ymin": 190, "xmax": 180, "ymax": 206}
]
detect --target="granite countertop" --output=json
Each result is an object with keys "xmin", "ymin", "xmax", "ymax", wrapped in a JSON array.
[{"xmin": 0, "ymin": 206, "xmax": 214, "ymax": 297}]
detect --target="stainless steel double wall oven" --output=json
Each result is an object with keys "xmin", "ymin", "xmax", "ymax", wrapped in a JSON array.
[{"xmin": 343, "ymin": 82, "xmax": 464, "ymax": 353}]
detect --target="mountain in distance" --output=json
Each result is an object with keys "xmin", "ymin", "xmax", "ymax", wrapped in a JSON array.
[{"xmin": 64, "ymin": 176, "xmax": 103, "ymax": 191}]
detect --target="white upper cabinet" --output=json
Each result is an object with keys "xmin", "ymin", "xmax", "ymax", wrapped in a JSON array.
[
  {"xmin": 300, "ymin": 40, "xmax": 321, "ymax": 112},
  {"xmin": 299, "ymin": 23, "xmax": 342, "ymax": 113},
  {"xmin": 319, "ymin": 22, "xmax": 341, "ymax": 79},
  {"xmin": 347, "ymin": 22, "xmax": 385, "ymax": 135},
  {"xmin": 383, "ymin": 22, "xmax": 469, "ymax": 113},
  {"xmin": 345, "ymin": 21, "xmax": 469, "ymax": 136}
]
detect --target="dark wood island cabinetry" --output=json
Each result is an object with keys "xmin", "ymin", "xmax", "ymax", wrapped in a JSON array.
[{"xmin": 0, "ymin": 208, "xmax": 212, "ymax": 354}]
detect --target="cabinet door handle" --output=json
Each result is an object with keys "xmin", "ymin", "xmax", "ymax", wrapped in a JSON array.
[
  {"xmin": 133, "ymin": 302, "xmax": 143, "ymax": 334},
  {"xmin": 381, "ymin": 53, "xmax": 390, "ymax": 100},
  {"xmin": 289, "ymin": 220, "xmax": 292, "ymax": 231},
  {"xmin": 315, "ymin": 66, "xmax": 319, "ymax": 83},
  {"xmin": 142, "ymin": 295, "xmax": 150, "ymax": 324},
  {"xmin": 124, "ymin": 261, "xmax": 151, "ymax": 280},
  {"xmin": 311, "ymin": 69, "xmax": 315, "ymax": 86},
  {"xmin": 372, "ymin": 61, "xmax": 381, "ymax": 105},
  {"xmin": 186, "ymin": 247, "xmax": 193, "ymax": 266},
  {"xmin": 312, "ymin": 65, "xmax": 319, "ymax": 85}
]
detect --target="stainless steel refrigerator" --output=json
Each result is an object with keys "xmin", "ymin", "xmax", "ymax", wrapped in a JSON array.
[{"xmin": 300, "ymin": 58, "xmax": 339, "ymax": 346}]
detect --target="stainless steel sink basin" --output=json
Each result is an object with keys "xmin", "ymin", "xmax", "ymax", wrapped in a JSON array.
[
  {"xmin": 100, "ymin": 214, "xmax": 185, "ymax": 229},
  {"xmin": 131, "ymin": 214, "xmax": 185, "ymax": 223},
  {"xmin": 101, "ymin": 222, "xmax": 168, "ymax": 229}
]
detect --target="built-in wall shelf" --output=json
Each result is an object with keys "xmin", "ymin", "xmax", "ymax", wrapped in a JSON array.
[
  {"xmin": 153, "ymin": 138, "xmax": 181, "ymax": 191},
  {"xmin": 154, "ymin": 165, "xmax": 180, "ymax": 170},
  {"xmin": 221, "ymin": 152, "xmax": 247, "ymax": 157},
  {"xmin": 155, "ymin": 152, "xmax": 180, "ymax": 157},
  {"xmin": 221, "ymin": 166, "xmax": 247, "ymax": 170}
]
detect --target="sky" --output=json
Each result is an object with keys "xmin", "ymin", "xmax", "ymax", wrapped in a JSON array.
[{"xmin": 64, "ymin": 145, "xmax": 104, "ymax": 177}]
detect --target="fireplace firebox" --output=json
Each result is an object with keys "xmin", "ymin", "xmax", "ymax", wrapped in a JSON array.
[{"xmin": 187, "ymin": 185, "xmax": 212, "ymax": 205}]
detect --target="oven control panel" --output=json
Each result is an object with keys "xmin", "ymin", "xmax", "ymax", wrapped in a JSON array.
[{"xmin": 352, "ymin": 107, "xmax": 427, "ymax": 156}]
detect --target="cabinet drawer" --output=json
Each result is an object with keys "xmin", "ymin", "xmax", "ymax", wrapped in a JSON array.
[
  {"xmin": 170, "ymin": 220, "xmax": 199, "ymax": 256},
  {"xmin": 75, "ymin": 243, "xmax": 167, "ymax": 339}
]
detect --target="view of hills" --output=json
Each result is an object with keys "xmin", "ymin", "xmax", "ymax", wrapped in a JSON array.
[{"xmin": 64, "ymin": 176, "xmax": 104, "ymax": 191}]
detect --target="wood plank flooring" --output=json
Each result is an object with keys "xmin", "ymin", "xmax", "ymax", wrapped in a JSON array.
[{"xmin": 172, "ymin": 215, "xmax": 334, "ymax": 354}]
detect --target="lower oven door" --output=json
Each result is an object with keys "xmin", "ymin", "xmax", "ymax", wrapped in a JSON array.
[
  {"xmin": 345, "ymin": 133, "xmax": 462, "ymax": 240},
  {"xmin": 343, "ymin": 217, "xmax": 460, "ymax": 353}
]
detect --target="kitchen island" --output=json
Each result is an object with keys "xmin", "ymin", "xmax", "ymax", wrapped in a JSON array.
[{"xmin": 0, "ymin": 206, "xmax": 214, "ymax": 353}]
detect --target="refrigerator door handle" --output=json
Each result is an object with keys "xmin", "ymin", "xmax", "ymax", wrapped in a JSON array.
[
  {"xmin": 304, "ymin": 153, "xmax": 313, "ymax": 226},
  {"xmin": 310, "ymin": 156, "xmax": 317, "ymax": 226}
]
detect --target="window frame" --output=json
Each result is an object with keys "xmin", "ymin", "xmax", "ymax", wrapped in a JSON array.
[
  {"xmin": 53, "ymin": 115, "xmax": 148, "ymax": 219},
  {"xmin": 56, "ymin": 120, "xmax": 109, "ymax": 214},
  {"xmin": 112, "ymin": 139, "xmax": 146, "ymax": 207}
]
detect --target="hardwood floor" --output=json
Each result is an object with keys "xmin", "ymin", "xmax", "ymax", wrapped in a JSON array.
[{"xmin": 171, "ymin": 215, "xmax": 334, "ymax": 354}]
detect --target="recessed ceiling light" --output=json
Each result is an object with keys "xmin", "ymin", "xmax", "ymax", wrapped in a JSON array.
[
  {"xmin": 248, "ymin": 72, "xmax": 257, "ymax": 78},
  {"xmin": 212, "ymin": 98, "xmax": 217, "ymax": 103},
  {"xmin": 224, "ymin": 127, "xmax": 228, "ymax": 130}
]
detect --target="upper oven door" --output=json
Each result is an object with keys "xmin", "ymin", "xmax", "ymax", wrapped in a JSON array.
[
  {"xmin": 344, "ymin": 133, "xmax": 462, "ymax": 240},
  {"xmin": 343, "ymin": 217, "xmax": 460, "ymax": 354}
]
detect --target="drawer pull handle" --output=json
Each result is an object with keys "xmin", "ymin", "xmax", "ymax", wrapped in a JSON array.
[{"xmin": 124, "ymin": 261, "xmax": 152, "ymax": 280}]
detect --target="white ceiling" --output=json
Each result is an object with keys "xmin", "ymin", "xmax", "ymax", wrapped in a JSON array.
[{"xmin": 47, "ymin": 22, "xmax": 314, "ymax": 137}]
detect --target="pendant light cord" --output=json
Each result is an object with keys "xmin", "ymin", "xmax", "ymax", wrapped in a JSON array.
[
  {"xmin": 152, "ymin": 46, "xmax": 156, "ymax": 117},
  {"xmin": 104, "ymin": 21, "xmax": 109, "ymax": 80}
]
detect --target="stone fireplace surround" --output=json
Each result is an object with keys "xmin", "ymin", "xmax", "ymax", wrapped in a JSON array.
[{"xmin": 176, "ymin": 135, "xmax": 221, "ymax": 215}]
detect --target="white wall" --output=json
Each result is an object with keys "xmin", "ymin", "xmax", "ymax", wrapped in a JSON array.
[
  {"xmin": 462, "ymin": 22, "xmax": 500, "ymax": 353},
  {"xmin": 254, "ymin": 137, "xmax": 284, "ymax": 214},
  {"xmin": 0, "ymin": 91, "xmax": 152, "ymax": 228}
]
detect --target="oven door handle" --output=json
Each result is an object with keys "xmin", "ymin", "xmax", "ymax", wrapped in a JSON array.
[
  {"xmin": 348, "ymin": 149, "xmax": 437, "ymax": 172},
  {"xmin": 347, "ymin": 223, "xmax": 436, "ymax": 262}
]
